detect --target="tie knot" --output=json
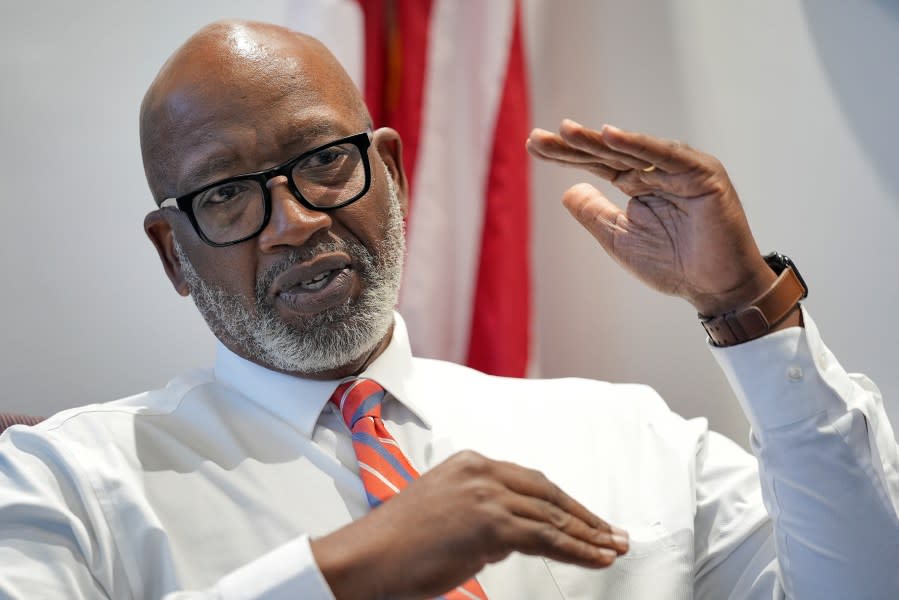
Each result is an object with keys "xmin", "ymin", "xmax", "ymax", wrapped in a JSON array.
[{"xmin": 329, "ymin": 378, "xmax": 387, "ymax": 429}]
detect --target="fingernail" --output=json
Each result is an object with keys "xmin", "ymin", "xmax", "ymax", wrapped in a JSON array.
[
  {"xmin": 599, "ymin": 548, "xmax": 617, "ymax": 560},
  {"xmin": 562, "ymin": 118, "xmax": 582, "ymax": 128},
  {"xmin": 611, "ymin": 525, "xmax": 628, "ymax": 538},
  {"xmin": 611, "ymin": 534, "xmax": 629, "ymax": 547},
  {"xmin": 602, "ymin": 124, "xmax": 620, "ymax": 134}
]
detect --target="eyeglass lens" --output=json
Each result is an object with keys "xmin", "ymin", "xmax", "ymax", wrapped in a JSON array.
[{"xmin": 192, "ymin": 140, "xmax": 366, "ymax": 244}]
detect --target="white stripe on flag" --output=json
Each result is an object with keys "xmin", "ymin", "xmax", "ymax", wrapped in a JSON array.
[
  {"xmin": 400, "ymin": 0, "xmax": 516, "ymax": 364},
  {"xmin": 358, "ymin": 461, "xmax": 401, "ymax": 494}
]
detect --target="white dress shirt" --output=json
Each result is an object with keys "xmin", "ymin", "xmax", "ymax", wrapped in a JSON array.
[{"xmin": 0, "ymin": 310, "xmax": 897, "ymax": 599}]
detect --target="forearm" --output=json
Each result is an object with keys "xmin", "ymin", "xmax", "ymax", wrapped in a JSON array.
[
  {"xmin": 0, "ymin": 534, "xmax": 337, "ymax": 600},
  {"xmin": 712, "ymin": 308, "xmax": 899, "ymax": 597},
  {"xmin": 0, "ymin": 429, "xmax": 337, "ymax": 600}
]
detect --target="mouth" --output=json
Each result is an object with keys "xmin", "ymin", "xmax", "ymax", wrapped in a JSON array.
[{"xmin": 271, "ymin": 253, "xmax": 359, "ymax": 315}]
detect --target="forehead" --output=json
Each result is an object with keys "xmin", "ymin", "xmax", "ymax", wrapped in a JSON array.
[
  {"xmin": 173, "ymin": 106, "xmax": 361, "ymax": 194},
  {"xmin": 147, "ymin": 30, "xmax": 367, "ymax": 196}
]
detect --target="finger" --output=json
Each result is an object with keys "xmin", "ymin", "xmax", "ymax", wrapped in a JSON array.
[
  {"xmin": 560, "ymin": 183, "xmax": 629, "ymax": 252},
  {"xmin": 527, "ymin": 133, "xmax": 633, "ymax": 174},
  {"xmin": 526, "ymin": 137, "xmax": 605, "ymax": 168},
  {"xmin": 527, "ymin": 150, "xmax": 620, "ymax": 180},
  {"xmin": 527, "ymin": 129, "xmax": 598, "ymax": 163},
  {"xmin": 612, "ymin": 166, "xmax": 724, "ymax": 210},
  {"xmin": 504, "ymin": 493, "xmax": 629, "ymax": 555},
  {"xmin": 606, "ymin": 166, "xmax": 685, "ymax": 200},
  {"xmin": 493, "ymin": 458, "xmax": 625, "ymax": 538},
  {"xmin": 527, "ymin": 129, "xmax": 633, "ymax": 173},
  {"xmin": 600, "ymin": 125, "xmax": 702, "ymax": 173},
  {"xmin": 501, "ymin": 515, "xmax": 619, "ymax": 569},
  {"xmin": 558, "ymin": 119, "xmax": 653, "ymax": 171}
]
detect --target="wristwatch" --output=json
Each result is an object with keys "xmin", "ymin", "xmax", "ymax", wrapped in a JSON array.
[{"xmin": 700, "ymin": 252, "xmax": 808, "ymax": 347}]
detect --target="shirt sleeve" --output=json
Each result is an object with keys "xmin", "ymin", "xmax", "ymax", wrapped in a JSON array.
[
  {"xmin": 704, "ymin": 307, "xmax": 899, "ymax": 598},
  {"xmin": 204, "ymin": 536, "xmax": 335, "ymax": 600},
  {"xmin": 0, "ymin": 426, "xmax": 336, "ymax": 600}
]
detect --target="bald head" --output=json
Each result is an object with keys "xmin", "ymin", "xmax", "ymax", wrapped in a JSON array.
[{"xmin": 140, "ymin": 20, "xmax": 369, "ymax": 202}]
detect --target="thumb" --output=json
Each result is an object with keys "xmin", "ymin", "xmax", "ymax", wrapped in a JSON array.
[{"xmin": 561, "ymin": 183, "xmax": 626, "ymax": 252}]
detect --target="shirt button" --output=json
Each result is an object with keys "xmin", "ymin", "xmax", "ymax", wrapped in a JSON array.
[{"xmin": 787, "ymin": 366, "xmax": 803, "ymax": 381}]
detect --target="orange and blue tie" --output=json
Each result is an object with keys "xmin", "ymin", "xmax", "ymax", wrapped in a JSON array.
[{"xmin": 330, "ymin": 378, "xmax": 488, "ymax": 600}]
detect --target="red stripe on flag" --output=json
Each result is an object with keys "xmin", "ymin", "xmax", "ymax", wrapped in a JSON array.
[
  {"xmin": 359, "ymin": 0, "xmax": 433, "ymax": 213},
  {"xmin": 465, "ymin": 1, "xmax": 531, "ymax": 376}
]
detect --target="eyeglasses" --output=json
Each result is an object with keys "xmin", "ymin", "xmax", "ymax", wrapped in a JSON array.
[{"xmin": 159, "ymin": 130, "xmax": 373, "ymax": 247}]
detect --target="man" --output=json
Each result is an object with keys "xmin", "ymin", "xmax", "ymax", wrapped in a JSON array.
[{"xmin": 0, "ymin": 19, "xmax": 896, "ymax": 599}]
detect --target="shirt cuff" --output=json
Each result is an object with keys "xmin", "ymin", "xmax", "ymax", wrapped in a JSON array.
[
  {"xmin": 708, "ymin": 307, "xmax": 854, "ymax": 437},
  {"xmin": 216, "ymin": 535, "xmax": 336, "ymax": 600}
]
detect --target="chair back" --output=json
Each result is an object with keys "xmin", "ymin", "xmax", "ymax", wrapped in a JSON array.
[{"xmin": 0, "ymin": 413, "xmax": 45, "ymax": 436}]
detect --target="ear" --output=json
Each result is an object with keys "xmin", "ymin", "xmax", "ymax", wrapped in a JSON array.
[
  {"xmin": 144, "ymin": 210, "xmax": 190, "ymax": 297},
  {"xmin": 373, "ymin": 127, "xmax": 410, "ymax": 218}
]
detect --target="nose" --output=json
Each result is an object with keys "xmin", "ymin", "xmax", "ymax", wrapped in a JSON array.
[{"xmin": 257, "ymin": 175, "xmax": 332, "ymax": 252}]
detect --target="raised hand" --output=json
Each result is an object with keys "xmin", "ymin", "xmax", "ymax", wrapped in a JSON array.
[
  {"xmin": 311, "ymin": 450, "xmax": 628, "ymax": 600},
  {"xmin": 527, "ymin": 119, "xmax": 776, "ymax": 316}
]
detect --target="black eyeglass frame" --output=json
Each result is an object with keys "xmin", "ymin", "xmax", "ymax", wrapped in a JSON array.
[{"xmin": 159, "ymin": 130, "xmax": 373, "ymax": 247}]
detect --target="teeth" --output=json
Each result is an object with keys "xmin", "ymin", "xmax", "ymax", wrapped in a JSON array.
[{"xmin": 299, "ymin": 269, "xmax": 334, "ymax": 290}]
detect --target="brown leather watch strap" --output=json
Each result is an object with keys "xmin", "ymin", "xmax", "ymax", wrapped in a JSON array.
[{"xmin": 701, "ymin": 267, "xmax": 805, "ymax": 347}]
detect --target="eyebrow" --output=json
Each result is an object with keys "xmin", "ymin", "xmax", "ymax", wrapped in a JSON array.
[
  {"xmin": 275, "ymin": 119, "xmax": 342, "ymax": 150},
  {"xmin": 181, "ymin": 155, "xmax": 238, "ymax": 193},
  {"xmin": 177, "ymin": 119, "xmax": 369, "ymax": 196}
]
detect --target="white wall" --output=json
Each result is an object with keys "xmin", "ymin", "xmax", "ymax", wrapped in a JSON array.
[
  {"xmin": 1, "ymin": 1, "xmax": 896, "ymax": 449},
  {"xmin": 0, "ymin": 0, "xmax": 293, "ymax": 413},
  {"xmin": 525, "ymin": 0, "xmax": 899, "ymax": 445}
]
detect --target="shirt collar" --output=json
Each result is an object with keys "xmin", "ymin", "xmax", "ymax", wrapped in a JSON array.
[{"xmin": 213, "ymin": 312, "xmax": 431, "ymax": 437}]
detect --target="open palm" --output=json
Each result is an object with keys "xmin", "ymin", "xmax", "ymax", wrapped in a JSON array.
[{"xmin": 527, "ymin": 120, "xmax": 774, "ymax": 316}]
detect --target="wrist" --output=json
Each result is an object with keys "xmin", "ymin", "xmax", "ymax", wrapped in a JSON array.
[
  {"xmin": 692, "ymin": 266, "xmax": 777, "ymax": 317},
  {"xmin": 311, "ymin": 526, "xmax": 385, "ymax": 600},
  {"xmin": 771, "ymin": 304, "xmax": 803, "ymax": 333},
  {"xmin": 699, "ymin": 252, "xmax": 808, "ymax": 347}
]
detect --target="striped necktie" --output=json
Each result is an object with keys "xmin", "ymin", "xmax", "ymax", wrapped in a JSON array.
[{"xmin": 330, "ymin": 378, "xmax": 489, "ymax": 600}]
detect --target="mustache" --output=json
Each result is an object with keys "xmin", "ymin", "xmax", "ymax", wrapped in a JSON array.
[{"xmin": 253, "ymin": 238, "xmax": 368, "ymax": 303}]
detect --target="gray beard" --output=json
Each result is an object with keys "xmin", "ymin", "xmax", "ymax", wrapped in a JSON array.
[{"xmin": 174, "ymin": 177, "xmax": 405, "ymax": 375}]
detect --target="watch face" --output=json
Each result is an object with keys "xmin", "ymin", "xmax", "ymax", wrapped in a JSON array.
[{"xmin": 763, "ymin": 251, "xmax": 787, "ymax": 273}]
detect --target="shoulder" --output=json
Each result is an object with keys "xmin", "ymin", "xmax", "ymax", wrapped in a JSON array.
[
  {"xmin": 2, "ymin": 368, "xmax": 219, "ymax": 450},
  {"xmin": 0, "ymin": 367, "xmax": 245, "ymax": 517}
]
